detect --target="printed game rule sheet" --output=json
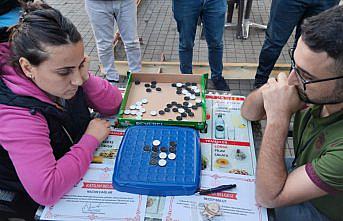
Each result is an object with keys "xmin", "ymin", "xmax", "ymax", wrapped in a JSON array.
[
  {"xmin": 40, "ymin": 164, "xmax": 147, "ymax": 221},
  {"xmin": 162, "ymin": 171, "xmax": 268, "ymax": 221}
]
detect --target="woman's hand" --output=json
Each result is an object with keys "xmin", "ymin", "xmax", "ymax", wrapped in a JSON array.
[
  {"xmin": 80, "ymin": 56, "xmax": 90, "ymax": 83},
  {"xmin": 85, "ymin": 118, "xmax": 111, "ymax": 143}
]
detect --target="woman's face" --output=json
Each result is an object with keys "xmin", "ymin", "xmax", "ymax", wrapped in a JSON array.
[{"xmin": 24, "ymin": 41, "xmax": 86, "ymax": 100}]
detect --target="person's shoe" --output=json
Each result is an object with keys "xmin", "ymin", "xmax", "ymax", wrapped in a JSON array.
[
  {"xmin": 212, "ymin": 76, "xmax": 230, "ymax": 91},
  {"xmin": 253, "ymin": 76, "xmax": 269, "ymax": 89}
]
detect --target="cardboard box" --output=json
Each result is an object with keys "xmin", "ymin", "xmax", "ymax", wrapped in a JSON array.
[{"xmin": 118, "ymin": 72, "xmax": 208, "ymax": 129}]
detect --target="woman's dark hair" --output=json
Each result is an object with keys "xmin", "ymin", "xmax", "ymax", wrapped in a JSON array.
[
  {"xmin": 301, "ymin": 5, "xmax": 343, "ymax": 77},
  {"xmin": 9, "ymin": 1, "xmax": 82, "ymax": 67}
]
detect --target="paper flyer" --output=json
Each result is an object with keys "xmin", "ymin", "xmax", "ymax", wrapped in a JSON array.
[
  {"xmin": 92, "ymin": 128, "xmax": 125, "ymax": 165},
  {"xmin": 40, "ymin": 164, "xmax": 147, "ymax": 221},
  {"xmin": 201, "ymin": 95, "xmax": 256, "ymax": 176},
  {"xmin": 162, "ymin": 171, "xmax": 268, "ymax": 221}
]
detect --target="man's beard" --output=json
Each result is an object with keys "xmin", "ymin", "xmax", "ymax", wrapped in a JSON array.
[{"xmin": 296, "ymin": 86, "xmax": 343, "ymax": 105}]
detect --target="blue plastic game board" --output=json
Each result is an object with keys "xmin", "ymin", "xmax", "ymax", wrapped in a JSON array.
[{"xmin": 113, "ymin": 125, "xmax": 201, "ymax": 196}]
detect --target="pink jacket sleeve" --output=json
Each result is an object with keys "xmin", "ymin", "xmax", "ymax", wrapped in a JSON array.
[
  {"xmin": 0, "ymin": 105, "xmax": 99, "ymax": 206},
  {"xmin": 82, "ymin": 73, "xmax": 123, "ymax": 116}
]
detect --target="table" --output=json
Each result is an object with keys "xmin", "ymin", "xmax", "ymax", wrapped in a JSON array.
[{"xmin": 36, "ymin": 93, "xmax": 267, "ymax": 221}]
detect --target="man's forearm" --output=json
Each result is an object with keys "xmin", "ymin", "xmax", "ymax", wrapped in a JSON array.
[
  {"xmin": 241, "ymin": 88, "xmax": 266, "ymax": 121},
  {"xmin": 255, "ymin": 118, "xmax": 290, "ymax": 207}
]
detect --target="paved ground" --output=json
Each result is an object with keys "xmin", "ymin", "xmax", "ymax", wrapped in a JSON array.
[
  {"xmin": 45, "ymin": 0, "xmax": 294, "ymax": 74},
  {"xmin": 45, "ymin": 0, "xmax": 296, "ymax": 157}
]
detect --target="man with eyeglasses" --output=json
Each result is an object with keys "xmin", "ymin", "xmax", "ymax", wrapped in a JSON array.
[{"xmin": 241, "ymin": 6, "xmax": 343, "ymax": 221}]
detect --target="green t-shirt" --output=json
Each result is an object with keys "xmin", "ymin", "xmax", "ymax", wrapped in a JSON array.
[{"xmin": 293, "ymin": 105, "xmax": 343, "ymax": 221}]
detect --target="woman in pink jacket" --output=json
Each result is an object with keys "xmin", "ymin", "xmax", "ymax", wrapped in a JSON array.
[{"xmin": 0, "ymin": 2, "xmax": 122, "ymax": 219}]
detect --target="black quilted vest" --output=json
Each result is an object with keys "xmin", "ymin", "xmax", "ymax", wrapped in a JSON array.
[{"xmin": 0, "ymin": 78, "xmax": 91, "ymax": 195}]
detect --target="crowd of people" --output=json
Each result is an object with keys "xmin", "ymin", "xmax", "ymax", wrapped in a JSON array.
[{"xmin": 0, "ymin": 0, "xmax": 342, "ymax": 220}]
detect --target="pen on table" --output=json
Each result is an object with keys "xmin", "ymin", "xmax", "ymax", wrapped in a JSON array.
[{"xmin": 196, "ymin": 184, "xmax": 237, "ymax": 195}]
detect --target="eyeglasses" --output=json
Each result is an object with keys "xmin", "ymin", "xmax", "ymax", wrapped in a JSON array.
[{"xmin": 288, "ymin": 47, "xmax": 343, "ymax": 91}]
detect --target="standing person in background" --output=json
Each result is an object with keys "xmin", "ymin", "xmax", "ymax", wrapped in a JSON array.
[
  {"xmin": 172, "ymin": 0, "xmax": 229, "ymax": 91},
  {"xmin": 85, "ymin": 0, "xmax": 141, "ymax": 84},
  {"xmin": 0, "ymin": 1, "xmax": 122, "ymax": 219},
  {"xmin": 254, "ymin": 0, "xmax": 339, "ymax": 88}
]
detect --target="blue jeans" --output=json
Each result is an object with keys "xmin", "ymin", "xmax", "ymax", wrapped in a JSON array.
[
  {"xmin": 273, "ymin": 158, "xmax": 331, "ymax": 221},
  {"xmin": 255, "ymin": 0, "xmax": 339, "ymax": 80},
  {"xmin": 172, "ymin": 0, "xmax": 226, "ymax": 80}
]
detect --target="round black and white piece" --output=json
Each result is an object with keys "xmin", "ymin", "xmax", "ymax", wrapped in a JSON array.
[
  {"xmin": 176, "ymin": 83, "xmax": 183, "ymax": 88},
  {"xmin": 143, "ymin": 145, "xmax": 151, "ymax": 152},
  {"xmin": 159, "ymin": 152, "xmax": 167, "ymax": 159},
  {"xmin": 152, "ymin": 146, "xmax": 159, "ymax": 152},
  {"xmin": 158, "ymin": 159, "xmax": 167, "ymax": 167},
  {"xmin": 168, "ymin": 153, "xmax": 176, "ymax": 160},
  {"xmin": 152, "ymin": 140, "xmax": 161, "ymax": 146},
  {"xmin": 149, "ymin": 158, "xmax": 158, "ymax": 166},
  {"xmin": 178, "ymin": 108, "xmax": 185, "ymax": 114},
  {"xmin": 150, "ymin": 110, "xmax": 157, "ymax": 116},
  {"xmin": 159, "ymin": 110, "xmax": 165, "ymax": 115}
]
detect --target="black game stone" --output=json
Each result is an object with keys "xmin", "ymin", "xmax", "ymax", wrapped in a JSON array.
[
  {"xmin": 164, "ymin": 108, "xmax": 171, "ymax": 112},
  {"xmin": 134, "ymin": 80, "xmax": 140, "ymax": 85},
  {"xmin": 160, "ymin": 146, "xmax": 167, "ymax": 152},
  {"xmin": 149, "ymin": 158, "xmax": 158, "ymax": 166},
  {"xmin": 143, "ymin": 145, "xmax": 151, "ymax": 152},
  {"xmin": 144, "ymin": 83, "xmax": 150, "ymax": 87},
  {"xmin": 146, "ymin": 88, "xmax": 152, "ymax": 92},
  {"xmin": 169, "ymin": 146, "xmax": 176, "ymax": 153},
  {"xmin": 159, "ymin": 110, "xmax": 165, "ymax": 115},
  {"xmin": 152, "ymin": 146, "xmax": 159, "ymax": 152},
  {"xmin": 176, "ymin": 116, "xmax": 182, "ymax": 121},
  {"xmin": 191, "ymin": 105, "xmax": 198, "ymax": 110},
  {"xmin": 151, "ymin": 152, "xmax": 159, "ymax": 158},
  {"xmin": 156, "ymin": 87, "xmax": 162, "ymax": 91}
]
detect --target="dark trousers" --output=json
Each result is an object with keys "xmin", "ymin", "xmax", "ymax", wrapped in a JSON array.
[
  {"xmin": 172, "ymin": 0, "xmax": 227, "ymax": 80},
  {"xmin": 255, "ymin": 0, "xmax": 340, "ymax": 80}
]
